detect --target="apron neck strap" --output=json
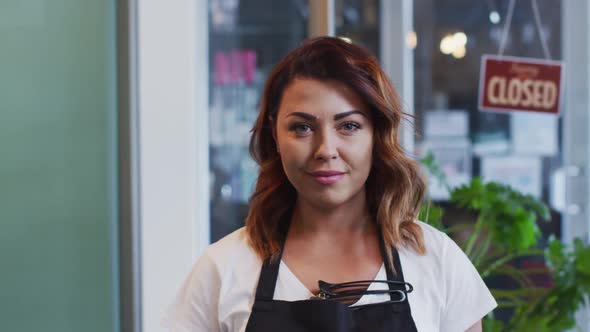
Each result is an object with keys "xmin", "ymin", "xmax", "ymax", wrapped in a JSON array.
[
  {"xmin": 254, "ymin": 217, "xmax": 290, "ymax": 301},
  {"xmin": 255, "ymin": 255, "xmax": 282, "ymax": 301},
  {"xmin": 378, "ymin": 227, "xmax": 405, "ymax": 283}
]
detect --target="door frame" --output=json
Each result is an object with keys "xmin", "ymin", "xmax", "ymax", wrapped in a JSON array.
[{"xmin": 563, "ymin": 1, "xmax": 590, "ymax": 329}]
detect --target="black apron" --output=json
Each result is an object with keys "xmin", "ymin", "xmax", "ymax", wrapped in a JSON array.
[{"xmin": 245, "ymin": 230, "xmax": 418, "ymax": 332}]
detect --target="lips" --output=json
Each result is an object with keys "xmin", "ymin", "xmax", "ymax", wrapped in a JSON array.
[
  {"xmin": 310, "ymin": 170, "xmax": 345, "ymax": 177},
  {"xmin": 308, "ymin": 170, "xmax": 346, "ymax": 185}
]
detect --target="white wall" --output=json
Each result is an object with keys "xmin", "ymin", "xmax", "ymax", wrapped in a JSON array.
[
  {"xmin": 381, "ymin": 0, "xmax": 415, "ymax": 153},
  {"xmin": 136, "ymin": 0, "xmax": 209, "ymax": 331}
]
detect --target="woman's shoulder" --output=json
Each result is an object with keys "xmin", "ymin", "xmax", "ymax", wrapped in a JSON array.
[
  {"xmin": 164, "ymin": 228, "xmax": 260, "ymax": 330},
  {"xmin": 201, "ymin": 227, "xmax": 260, "ymax": 272},
  {"xmin": 206, "ymin": 227, "xmax": 250, "ymax": 255},
  {"xmin": 409, "ymin": 222, "xmax": 497, "ymax": 330},
  {"xmin": 399, "ymin": 220, "xmax": 470, "ymax": 270},
  {"xmin": 175, "ymin": 227, "xmax": 261, "ymax": 304},
  {"xmin": 403, "ymin": 220, "xmax": 489, "ymax": 286},
  {"xmin": 414, "ymin": 220, "xmax": 453, "ymax": 253}
]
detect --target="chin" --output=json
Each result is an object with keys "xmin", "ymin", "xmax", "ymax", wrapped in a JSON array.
[{"xmin": 302, "ymin": 192, "xmax": 354, "ymax": 210}]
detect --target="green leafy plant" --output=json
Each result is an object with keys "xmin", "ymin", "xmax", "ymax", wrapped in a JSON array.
[{"xmin": 419, "ymin": 153, "xmax": 590, "ymax": 332}]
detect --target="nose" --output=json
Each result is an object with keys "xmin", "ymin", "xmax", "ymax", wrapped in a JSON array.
[{"xmin": 313, "ymin": 130, "xmax": 339, "ymax": 161}]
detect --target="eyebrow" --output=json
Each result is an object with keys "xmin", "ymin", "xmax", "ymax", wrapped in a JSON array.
[{"xmin": 286, "ymin": 110, "xmax": 366, "ymax": 121}]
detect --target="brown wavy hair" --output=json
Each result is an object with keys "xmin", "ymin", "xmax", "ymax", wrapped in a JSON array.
[{"xmin": 246, "ymin": 36, "xmax": 426, "ymax": 264}]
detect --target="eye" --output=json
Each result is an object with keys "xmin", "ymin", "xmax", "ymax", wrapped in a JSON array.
[
  {"xmin": 340, "ymin": 122, "xmax": 361, "ymax": 133},
  {"xmin": 289, "ymin": 123, "xmax": 313, "ymax": 136}
]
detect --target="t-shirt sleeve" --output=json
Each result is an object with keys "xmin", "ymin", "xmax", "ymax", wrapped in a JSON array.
[
  {"xmin": 162, "ymin": 250, "xmax": 222, "ymax": 332},
  {"xmin": 440, "ymin": 234, "xmax": 497, "ymax": 332}
]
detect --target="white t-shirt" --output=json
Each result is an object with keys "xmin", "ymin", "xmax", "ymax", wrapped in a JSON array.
[{"xmin": 164, "ymin": 221, "xmax": 497, "ymax": 332}]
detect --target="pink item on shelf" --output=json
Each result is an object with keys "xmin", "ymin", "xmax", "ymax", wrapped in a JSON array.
[
  {"xmin": 230, "ymin": 49, "xmax": 242, "ymax": 84},
  {"xmin": 213, "ymin": 51, "xmax": 231, "ymax": 86},
  {"xmin": 242, "ymin": 50, "xmax": 257, "ymax": 85}
]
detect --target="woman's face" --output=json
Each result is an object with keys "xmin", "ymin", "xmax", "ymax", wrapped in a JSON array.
[{"xmin": 274, "ymin": 78, "xmax": 374, "ymax": 209}]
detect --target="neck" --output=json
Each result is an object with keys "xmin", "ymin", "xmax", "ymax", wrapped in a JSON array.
[{"xmin": 289, "ymin": 190, "xmax": 374, "ymax": 238}]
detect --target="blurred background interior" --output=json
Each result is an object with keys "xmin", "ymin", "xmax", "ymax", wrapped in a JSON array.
[{"xmin": 1, "ymin": 0, "xmax": 589, "ymax": 331}]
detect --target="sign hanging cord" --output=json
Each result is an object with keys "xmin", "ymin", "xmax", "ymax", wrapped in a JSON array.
[
  {"xmin": 498, "ymin": 0, "xmax": 552, "ymax": 60},
  {"xmin": 531, "ymin": 0, "xmax": 551, "ymax": 59},
  {"xmin": 498, "ymin": 0, "xmax": 516, "ymax": 57}
]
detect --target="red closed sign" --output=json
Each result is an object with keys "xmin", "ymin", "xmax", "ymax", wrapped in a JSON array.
[{"xmin": 478, "ymin": 55, "xmax": 564, "ymax": 115}]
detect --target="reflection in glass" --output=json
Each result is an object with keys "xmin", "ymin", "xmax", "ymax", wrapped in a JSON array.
[{"xmin": 335, "ymin": 0, "xmax": 380, "ymax": 57}]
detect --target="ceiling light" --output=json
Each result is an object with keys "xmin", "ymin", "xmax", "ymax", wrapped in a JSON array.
[
  {"xmin": 440, "ymin": 35, "xmax": 456, "ymax": 54},
  {"xmin": 452, "ymin": 45, "xmax": 466, "ymax": 59},
  {"xmin": 453, "ymin": 32, "xmax": 468, "ymax": 46}
]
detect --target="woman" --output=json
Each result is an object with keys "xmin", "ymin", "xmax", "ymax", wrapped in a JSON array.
[{"xmin": 165, "ymin": 37, "xmax": 496, "ymax": 331}]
